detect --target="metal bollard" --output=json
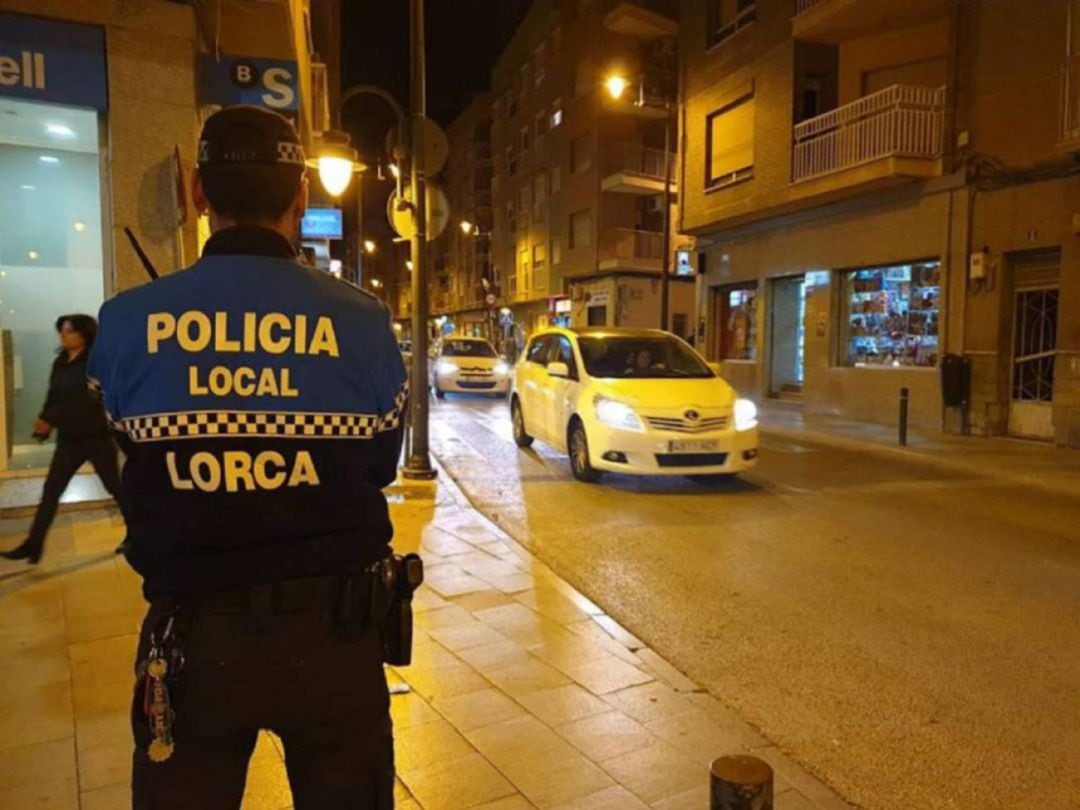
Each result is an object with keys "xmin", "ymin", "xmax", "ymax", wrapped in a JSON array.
[
  {"xmin": 710, "ymin": 755, "xmax": 773, "ymax": 810},
  {"xmin": 899, "ymin": 387, "xmax": 909, "ymax": 446}
]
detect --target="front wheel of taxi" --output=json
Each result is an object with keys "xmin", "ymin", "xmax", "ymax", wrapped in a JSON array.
[
  {"xmin": 511, "ymin": 397, "xmax": 533, "ymax": 448},
  {"xmin": 568, "ymin": 418, "xmax": 602, "ymax": 483}
]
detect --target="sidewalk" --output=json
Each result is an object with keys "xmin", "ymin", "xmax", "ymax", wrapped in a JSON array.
[
  {"xmin": 0, "ymin": 467, "xmax": 851, "ymax": 810},
  {"xmin": 760, "ymin": 400, "xmax": 1080, "ymax": 496}
]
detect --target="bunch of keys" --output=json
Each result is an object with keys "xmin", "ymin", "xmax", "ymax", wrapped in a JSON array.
[{"xmin": 139, "ymin": 616, "xmax": 185, "ymax": 763}]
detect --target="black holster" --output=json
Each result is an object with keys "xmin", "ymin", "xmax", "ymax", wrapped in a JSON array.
[{"xmin": 335, "ymin": 554, "xmax": 423, "ymax": 666}]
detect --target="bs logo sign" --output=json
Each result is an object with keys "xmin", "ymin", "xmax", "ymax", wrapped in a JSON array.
[{"xmin": 200, "ymin": 54, "xmax": 299, "ymax": 112}]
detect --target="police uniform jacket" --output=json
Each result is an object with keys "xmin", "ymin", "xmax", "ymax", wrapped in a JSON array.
[{"xmin": 87, "ymin": 227, "xmax": 408, "ymax": 599}]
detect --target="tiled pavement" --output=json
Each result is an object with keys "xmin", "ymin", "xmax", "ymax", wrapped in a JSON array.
[{"xmin": 0, "ymin": 469, "xmax": 852, "ymax": 809}]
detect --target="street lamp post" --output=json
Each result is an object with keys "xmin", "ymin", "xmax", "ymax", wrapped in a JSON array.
[{"xmin": 403, "ymin": 0, "xmax": 437, "ymax": 479}]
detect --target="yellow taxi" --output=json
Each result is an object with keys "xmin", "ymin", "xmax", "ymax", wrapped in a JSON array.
[{"xmin": 510, "ymin": 327, "xmax": 759, "ymax": 482}]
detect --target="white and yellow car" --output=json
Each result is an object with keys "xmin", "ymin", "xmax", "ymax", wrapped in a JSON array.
[
  {"xmin": 430, "ymin": 337, "xmax": 511, "ymax": 398},
  {"xmin": 510, "ymin": 327, "xmax": 759, "ymax": 482}
]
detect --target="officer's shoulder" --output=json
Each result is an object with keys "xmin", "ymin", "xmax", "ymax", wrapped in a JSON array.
[
  {"xmin": 306, "ymin": 269, "xmax": 391, "ymax": 317},
  {"xmin": 99, "ymin": 266, "xmax": 196, "ymax": 320}
]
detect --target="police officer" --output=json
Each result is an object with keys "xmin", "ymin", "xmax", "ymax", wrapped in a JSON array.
[{"xmin": 87, "ymin": 106, "xmax": 407, "ymax": 809}]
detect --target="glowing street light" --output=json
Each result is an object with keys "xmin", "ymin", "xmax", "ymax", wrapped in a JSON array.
[
  {"xmin": 406, "ymin": 260, "xmax": 414, "ymax": 271},
  {"xmin": 364, "ymin": 239, "xmax": 377, "ymax": 254},
  {"xmin": 306, "ymin": 129, "xmax": 365, "ymax": 197},
  {"xmin": 460, "ymin": 220, "xmax": 475, "ymax": 235},
  {"xmin": 370, "ymin": 278, "xmax": 383, "ymax": 289},
  {"xmin": 605, "ymin": 74, "xmax": 630, "ymax": 101}
]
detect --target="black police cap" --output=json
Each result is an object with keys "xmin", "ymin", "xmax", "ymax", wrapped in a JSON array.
[{"xmin": 198, "ymin": 105, "xmax": 305, "ymax": 168}]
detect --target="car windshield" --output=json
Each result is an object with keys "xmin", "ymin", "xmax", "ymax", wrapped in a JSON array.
[
  {"xmin": 577, "ymin": 336, "xmax": 713, "ymax": 379},
  {"xmin": 441, "ymin": 340, "xmax": 497, "ymax": 358}
]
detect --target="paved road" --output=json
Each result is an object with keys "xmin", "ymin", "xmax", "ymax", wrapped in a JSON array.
[{"xmin": 427, "ymin": 394, "xmax": 1080, "ymax": 810}]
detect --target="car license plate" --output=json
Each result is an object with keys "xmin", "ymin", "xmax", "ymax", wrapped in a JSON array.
[{"xmin": 668, "ymin": 439, "xmax": 721, "ymax": 453}]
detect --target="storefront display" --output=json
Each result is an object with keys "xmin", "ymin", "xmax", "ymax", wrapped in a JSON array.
[
  {"xmin": 842, "ymin": 261, "xmax": 940, "ymax": 367},
  {"xmin": 719, "ymin": 285, "xmax": 757, "ymax": 360}
]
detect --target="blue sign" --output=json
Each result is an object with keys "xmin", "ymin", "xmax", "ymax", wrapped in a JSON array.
[
  {"xmin": 0, "ymin": 13, "xmax": 107, "ymax": 110},
  {"xmin": 200, "ymin": 54, "xmax": 299, "ymax": 113},
  {"xmin": 301, "ymin": 208, "xmax": 343, "ymax": 240}
]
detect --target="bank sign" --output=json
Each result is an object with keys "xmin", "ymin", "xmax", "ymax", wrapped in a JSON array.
[
  {"xmin": 0, "ymin": 13, "xmax": 108, "ymax": 110},
  {"xmin": 200, "ymin": 54, "xmax": 299, "ymax": 113}
]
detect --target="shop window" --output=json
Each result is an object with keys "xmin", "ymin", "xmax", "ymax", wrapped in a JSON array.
[
  {"xmin": 706, "ymin": 93, "xmax": 754, "ymax": 189},
  {"xmin": 569, "ymin": 209, "xmax": 593, "ymax": 249},
  {"xmin": 841, "ymin": 261, "xmax": 941, "ymax": 367},
  {"xmin": 708, "ymin": 0, "xmax": 756, "ymax": 49},
  {"xmin": 588, "ymin": 305, "xmax": 607, "ymax": 326},
  {"xmin": 717, "ymin": 284, "xmax": 757, "ymax": 361},
  {"xmin": 571, "ymin": 134, "xmax": 592, "ymax": 174},
  {"xmin": 0, "ymin": 99, "xmax": 105, "ymax": 469}
]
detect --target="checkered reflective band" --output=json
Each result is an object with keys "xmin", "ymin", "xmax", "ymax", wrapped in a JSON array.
[
  {"xmin": 122, "ymin": 411, "xmax": 382, "ymax": 442},
  {"xmin": 276, "ymin": 141, "xmax": 306, "ymax": 165}
]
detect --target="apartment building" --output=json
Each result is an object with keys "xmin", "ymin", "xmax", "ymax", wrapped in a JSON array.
[
  {"xmin": 431, "ymin": 93, "xmax": 496, "ymax": 339},
  {"xmin": 0, "ymin": 0, "xmax": 337, "ymax": 471},
  {"xmin": 681, "ymin": 0, "xmax": 1080, "ymax": 447},
  {"xmin": 488, "ymin": 0, "xmax": 697, "ymax": 348}
]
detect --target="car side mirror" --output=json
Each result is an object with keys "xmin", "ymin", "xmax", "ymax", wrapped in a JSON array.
[{"xmin": 546, "ymin": 361, "xmax": 570, "ymax": 378}]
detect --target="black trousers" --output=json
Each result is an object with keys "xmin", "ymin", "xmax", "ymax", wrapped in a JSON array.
[
  {"xmin": 131, "ymin": 595, "xmax": 395, "ymax": 809},
  {"xmin": 25, "ymin": 434, "xmax": 127, "ymax": 555}
]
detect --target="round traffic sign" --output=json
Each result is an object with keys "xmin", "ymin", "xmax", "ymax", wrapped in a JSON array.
[
  {"xmin": 387, "ymin": 184, "xmax": 450, "ymax": 242},
  {"xmin": 386, "ymin": 118, "xmax": 450, "ymax": 175}
]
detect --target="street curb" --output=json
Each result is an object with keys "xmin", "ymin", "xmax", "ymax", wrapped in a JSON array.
[{"xmin": 761, "ymin": 424, "xmax": 1080, "ymax": 499}]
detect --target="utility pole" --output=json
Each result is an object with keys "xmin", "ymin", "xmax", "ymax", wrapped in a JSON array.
[{"xmin": 402, "ymin": 0, "xmax": 437, "ymax": 479}]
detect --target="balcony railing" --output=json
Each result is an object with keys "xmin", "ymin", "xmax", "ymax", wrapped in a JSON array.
[
  {"xmin": 792, "ymin": 84, "xmax": 946, "ymax": 184},
  {"xmin": 794, "ymin": 0, "xmax": 826, "ymax": 14},
  {"xmin": 603, "ymin": 142, "xmax": 674, "ymax": 182},
  {"xmin": 600, "ymin": 228, "xmax": 664, "ymax": 263}
]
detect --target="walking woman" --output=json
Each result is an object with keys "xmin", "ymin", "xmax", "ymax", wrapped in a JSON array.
[{"xmin": 1, "ymin": 315, "xmax": 128, "ymax": 565}]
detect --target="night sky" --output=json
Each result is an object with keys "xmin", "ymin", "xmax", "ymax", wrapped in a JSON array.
[{"xmin": 341, "ymin": 0, "xmax": 532, "ymax": 156}]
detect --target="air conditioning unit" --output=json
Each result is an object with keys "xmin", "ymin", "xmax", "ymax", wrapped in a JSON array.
[{"xmin": 646, "ymin": 195, "xmax": 666, "ymax": 214}]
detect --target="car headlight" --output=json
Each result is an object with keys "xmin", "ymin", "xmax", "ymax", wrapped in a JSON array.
[
  {"xmin": 734, "ymin": 398, "xmax": 758, "ymax": 431},
  {"xmin": 436, "ymin": 360, "xmax": 459, "ymax": 376},
  {"xmin": 594, "ymin": 396, "xmax": 644, "ymax": 432},
  {"xmin": 493, "ymin": 361, "xmax": 510, "ymax": 376}
]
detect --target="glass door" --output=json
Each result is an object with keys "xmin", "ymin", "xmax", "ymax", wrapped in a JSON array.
[
  {"xmin": 769, "ymin": 275, "xmax": 806, "ymax": 398},
  {"xmin": 0, "ymin": 98, "xmax": 105, "ymax": 469}
]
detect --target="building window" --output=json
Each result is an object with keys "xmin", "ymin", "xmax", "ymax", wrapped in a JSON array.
[
  {"xmin": 534, "ymin": 110, "xmax": 548, "ymax": 145},
  {"xmin": 574, "ymin": 59, "xmax": 593, "ymax": 98},
  {"xmin": 533, "ymin": 244, "xmax": 547, "ymax": 289},
  {"xmin": 550, "ymin": 101, "xmax": 564, "ymax": 129},
  {"xmin": 534, "ymin": 44, "xmax": 547, "ymax": 88},
  {"xmin": 552, "ymin": 238, "xmax": 562, "ymax": 265},
  {"xmin": 533, "ymin": 174, "xmax": 547, "ymax": 223},
  {"xmin": 551, "ymin": 27, "xmax": 563, "ymax": 59},
  {"xmin": 520, "ymin": 247, "xmax": 531, "ymax": 292},
  {"xmin": 841, "ymin": 261, "xmax": 941, "ymax": 367},
  {"xmin": 706, "ymin": 93, "xmax": 754, "ymax": 189},
  {"xmin": 569, "ymin": 209, "xmax": 593, "ymax": 249},
  {"xmin": 507, "ymin": 201, "xmax": 516, "ymax": 233},
  {"xmin": 507, "ymin": 146, "xmax": 518, "ymax": 176},
  {"xmin": 570, "ymin": 134, "xmax": 592, "ymax": 174},
  {"xmin": 708, "ymin": 0, "xmax": 757, "ymax": 49},
  {"xmin": 588, "ymin": 305, "xmax": 607, "ymax": 326},
  {"xmin": 551, "ymin": 165, "xmax": 562, "ymax": 194},
  {"xmin": 717, "ymin": 284, "xmax": 757, "ymax": 361},
  {"xmin": 519, "ymin": 126, "xmax": 530, "ymax": 153}
]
